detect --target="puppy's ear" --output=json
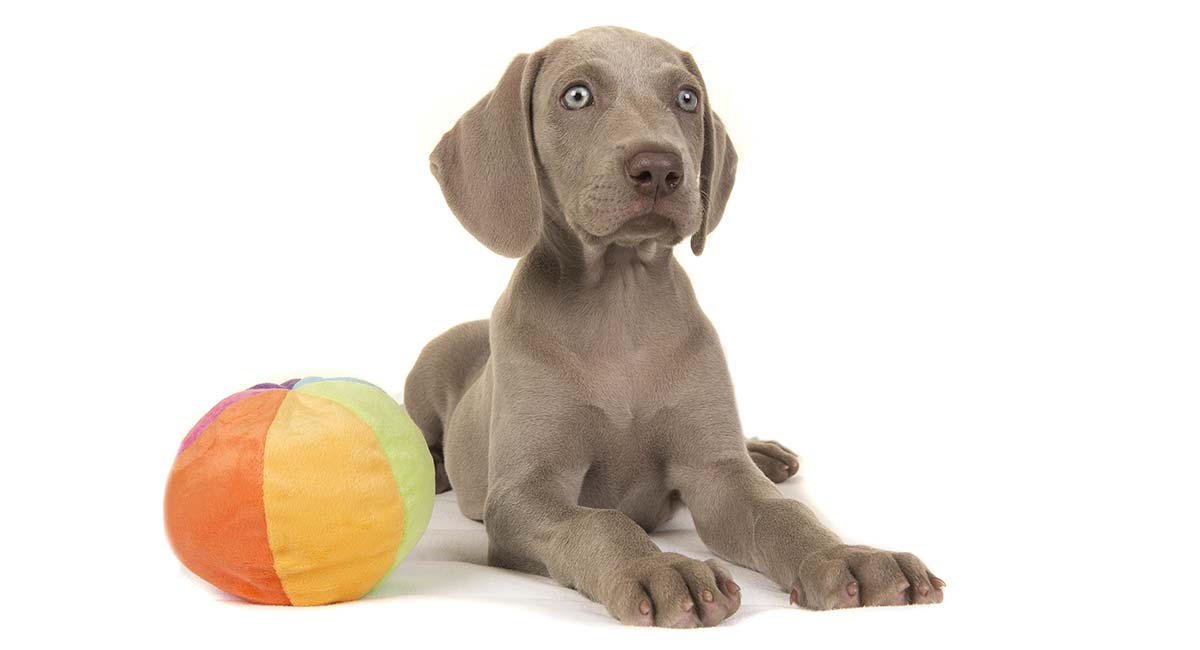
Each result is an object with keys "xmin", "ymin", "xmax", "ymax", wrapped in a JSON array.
[
  {"xmin": 430, "ymin": 52, "xmax": 545, "ymax": 258},
  {"xmin": 681, "ymin": 53, "xmax": 738, "ymax": 256}
]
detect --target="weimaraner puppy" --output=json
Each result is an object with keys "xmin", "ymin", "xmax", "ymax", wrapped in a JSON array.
[{"xmin": 405, "ymin": 26, "xmax": 944, "ymax": 627}]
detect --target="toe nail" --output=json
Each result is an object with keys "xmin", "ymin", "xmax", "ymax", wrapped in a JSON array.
[
  {"xmin": 931, "ymin": 577, "xmax": 946, "ymax": 589},
  {"xmin": 789, "ymin": 588, "xmax": 800, "ymax": 606},
  {"xmin": 847, "ymin": 582, "xmax": 859, "ymax": 597},
  {"xmin": 702, "ymin": 590, "xmax": 714, "ymax": 602},
  {"xmin": 727, "ymin": 581, "xmax": 741, "ymax": 594},
  {"xmin": 639, "ymin": 599, "xmax": 651, "ymax": 615}
]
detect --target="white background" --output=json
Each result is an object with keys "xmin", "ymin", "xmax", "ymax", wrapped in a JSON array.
[{"xmin": 2, "ymin": 1, "xmax": 1197, "ymax": 647}]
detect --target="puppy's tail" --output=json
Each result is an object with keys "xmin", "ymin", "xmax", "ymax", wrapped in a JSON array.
[{"xmin": 403, "ymin": 319, "xmax": 491, "ymax": 493}]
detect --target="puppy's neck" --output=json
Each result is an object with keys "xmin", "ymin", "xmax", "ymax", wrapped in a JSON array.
[
  {"xmin": 502, "ymin": 217, "xmax": 700, "ymax": 352},
  {"xmin": 527, "ymin": 217, "xmax": 679, "ymax": 292}
]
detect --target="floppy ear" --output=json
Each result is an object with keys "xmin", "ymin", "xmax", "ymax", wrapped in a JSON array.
[
  {"xmin": 681, "ymin": 54, "xmax": 738, "ymax": 256},
  {"xmin": 430, "ymin": 52, "xmax": 545, "ymax": 258}
]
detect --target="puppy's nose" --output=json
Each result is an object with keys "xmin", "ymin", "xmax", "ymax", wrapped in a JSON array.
[{"xmin": 625, "ymin": 151, "xmax": 683, "ymax": 197}]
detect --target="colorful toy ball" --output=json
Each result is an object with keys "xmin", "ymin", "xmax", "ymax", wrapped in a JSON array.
[{"xmin": 164, "ymin": 377, "xmax": 434, "ymax": 606}]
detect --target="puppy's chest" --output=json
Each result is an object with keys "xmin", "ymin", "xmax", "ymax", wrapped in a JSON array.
[
  {"xmin": 556, "ymin": 298, "xmax": 694, "ymax": 524},
  {"xmin": 572, "ymin": 342, "xmax": 682, "ymax": 515},
  {"xmin": 578, "ymin": 411, "xmax": 680, "ymax": 531},
  {"xmin": 575, "ymin": 341, "xmax": 678, "ymax": 433}
]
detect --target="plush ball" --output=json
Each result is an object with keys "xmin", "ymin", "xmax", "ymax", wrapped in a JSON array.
[{"xmin": 164, "ymin": 377, "xmax": 434, "ymax": 606}]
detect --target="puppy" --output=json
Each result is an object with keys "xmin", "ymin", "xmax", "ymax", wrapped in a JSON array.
[{"xmin": 406, "ymin": 26, "xmax": 943, "ymax": 627}]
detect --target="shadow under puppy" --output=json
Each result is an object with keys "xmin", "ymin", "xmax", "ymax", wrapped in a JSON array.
[{"xmin": 405, "ymin": 26, "xmax": 944, "ymax": 627}]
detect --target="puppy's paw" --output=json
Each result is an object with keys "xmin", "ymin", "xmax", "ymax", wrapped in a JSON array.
[
  {"xmin": 603, "ymin": 553, "xmax": 741, "ymax": 627},
  {"xmin": 790, "ymin": 545, "xmax": 944, "ymax": 610},
  {"xmin": 747, "ymin": 438, "xmax": 800, "ymax": 483}
]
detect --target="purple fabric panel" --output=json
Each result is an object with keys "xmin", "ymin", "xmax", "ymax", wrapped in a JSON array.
[
  {"xmin": 176, "ymin": 388, "xmax": 282, "ymax": 456},
  {"xmin": 246, "ymin": 378, "xmax": 301, "ymax": 391}
]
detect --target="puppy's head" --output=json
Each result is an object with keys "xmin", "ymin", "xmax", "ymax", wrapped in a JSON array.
[{"xmin": 431, "ymin": 26, "xmax": 737, "ymax": 258}]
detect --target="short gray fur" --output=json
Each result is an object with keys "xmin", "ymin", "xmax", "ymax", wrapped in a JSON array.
[{"xmin": 405, "ymin": 26, "xmax": 944, "ymax": 627}]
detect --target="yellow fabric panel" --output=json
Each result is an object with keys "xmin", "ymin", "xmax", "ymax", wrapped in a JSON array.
[
  {"xmin": 293, "ymin": 380, "xmax": 434, "ymax": 576},
  {"xmin": 261, "ymin": 391, "xmax": 405, "ymax": 606}
]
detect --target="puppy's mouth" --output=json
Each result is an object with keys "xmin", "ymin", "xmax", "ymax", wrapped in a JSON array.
[
  {"xmin": 608, "ymin": 213, "xmax": 677, "ymax": 246},
  {"xmin": 576, "ymin": 199, "xmax": 695, "ymax": 248}
]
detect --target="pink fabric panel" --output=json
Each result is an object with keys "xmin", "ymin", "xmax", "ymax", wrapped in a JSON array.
[{"xmin": 176, "ymin": 388, "xmax": 281, "ymax": 455}]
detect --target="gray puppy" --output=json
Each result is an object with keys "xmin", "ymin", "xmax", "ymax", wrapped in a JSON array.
[{"xmin": 405, "ymin": 26, "xmax": 944, "ymax": 627}]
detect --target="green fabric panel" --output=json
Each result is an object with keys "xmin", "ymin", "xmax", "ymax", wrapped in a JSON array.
[{"xmin": 294, "ymin": 379, "xmax": 435, "ymax": 585}]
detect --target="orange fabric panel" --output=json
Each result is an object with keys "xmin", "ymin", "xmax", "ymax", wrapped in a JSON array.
[
  {"xmin": 261, "ymin": 392, "xmax": 405, "ymax": 606},
  {"xmin": 164, "ymin": 390, "xmax": 290, "ymax": 605}
]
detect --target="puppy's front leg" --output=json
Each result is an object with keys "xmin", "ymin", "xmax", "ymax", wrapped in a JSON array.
[
  {"xmin": 484, "ymin": 410, "xmax": 744, "ymax": 628},
  {"xmin": 676, "ymin": 452, "xmax": 945, "ymax": 609},
  {"xmin": 484, "ymin": 464, "xmax": 742, "ymax": 627}
]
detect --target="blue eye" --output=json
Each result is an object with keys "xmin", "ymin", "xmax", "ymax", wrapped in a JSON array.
[
  {"xmin": 561, "ymin": 85, "xmax": 592, "ymax": 110},
  {"xmin": 676, "ymin": 88, "xmax": 699, "ymax": 112}
]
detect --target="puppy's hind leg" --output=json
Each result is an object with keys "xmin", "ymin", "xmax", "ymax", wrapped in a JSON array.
[
  {"xmin": 403, "ymin": 319, "xmax": 491, "ymax": 493},
  {"xmin": 747, "ymin": 438, "xmax": 800, "ymax": 484}
]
